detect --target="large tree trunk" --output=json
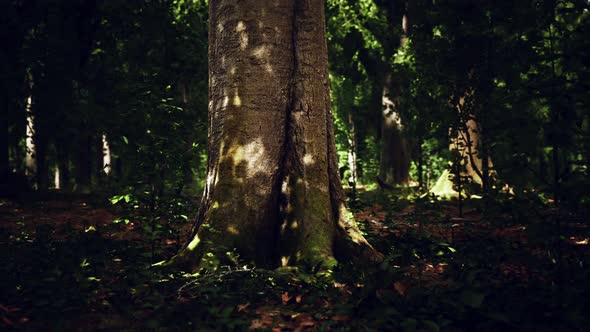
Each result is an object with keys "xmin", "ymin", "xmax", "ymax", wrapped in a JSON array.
[{"xmin": 174, "ymin": 0, "xmax": 380, "ymax": 270}]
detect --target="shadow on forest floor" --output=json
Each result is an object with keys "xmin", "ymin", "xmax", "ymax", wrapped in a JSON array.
[{"xmin": 1, "ymin": 189, "xmax": 589, "ymax": 331}]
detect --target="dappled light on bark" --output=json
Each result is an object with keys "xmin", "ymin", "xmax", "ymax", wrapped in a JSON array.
[
  {"xmin": 172, "ymin": 0, "xmax": 380, "ymax": 270},
  {"xmin": 25, "ymin": 96, "xmax": 36, "ymax": 181}
]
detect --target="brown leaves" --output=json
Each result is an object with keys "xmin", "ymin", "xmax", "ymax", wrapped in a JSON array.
[
  {"xmin": 355, "ymin": 204, "xmax": 387, "ymax": 224},
  {"xmin": 393, "ymin": 281, "xmax": 409, "ymax": 296},
  {"xmin": 237, "ymin": 303, "xmax": 250, "ymax": 312},
  {"xmin": 0, "ymin": 304, "xmax": 28, "ymax": 328}
]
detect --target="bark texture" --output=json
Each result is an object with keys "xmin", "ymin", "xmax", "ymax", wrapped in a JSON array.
[
  {"xmin": 175, "ymin": 0, "xmax": 379, "ymax": 269},
  {"xmin": 76, "ymin": 131, "xmax": 92, "ymax": 193},
  {"xmin": 451, "ymin": 95, "xmax": 493, "ymax": 185},
  {"xmin": 347, "ymin": 113, "xmax": 358, "ymax": 188},
  {"xmin": 379, "ymin": 72, "xmax": 410, "ymax": 186},
  {"xmin": 378, "ymin": 13, "xmax": 410, "ymax": 187},
  {"xmin": 0, "ymin": 112, "xmax": 8, "ymax": 175},
  {"xmin": 430, "ymin": 95, "xmax": 493, "ymax": 198},
  {"xmin": 25, "ymin": 95, "xmax": 36, "ymax": 181}
]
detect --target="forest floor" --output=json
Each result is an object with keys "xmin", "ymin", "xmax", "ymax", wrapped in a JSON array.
[{"xmin": 1, "ymin": 189, "xmax": 589, "ymax": 331}]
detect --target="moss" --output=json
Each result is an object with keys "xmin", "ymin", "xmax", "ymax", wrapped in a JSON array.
[{"xmin": 296, "ymin": 182, "xmax": 336, "ymax": 267}]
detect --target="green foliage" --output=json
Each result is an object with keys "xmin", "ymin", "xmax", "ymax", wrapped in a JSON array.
[{"xmin": 2, "ymin": 183, "xmax": 590, "ymax": 330}]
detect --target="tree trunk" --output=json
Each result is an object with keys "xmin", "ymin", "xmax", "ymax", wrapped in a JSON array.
[
  {"xmin": 76, "ymin": 130, "xmax": 92, "ymax": 193},
  {"xmin": 417, "ymin": 133, "xmax": 424, "ymax": 190},
  {"xmin": 430, "ymin": 95, "xmax": 493, "ymax": 198},
  {"xmin": 0, "ymin": 111, "xmax": 8, "ymax": 175},
  {"xmin": 347, "ymin": 113, "xmax": 358, "ymax": 189},
  {"xmin": 34, "ymin": 126, "xmax": 49, "ymax": 192},
  {"xmin": 179, "ymin": 80, "xmax": 197, "ymax": 195},
  {"xmin": 378, "ymin": 72, "xmax": 410, "ymax": 186},
  {"xmin": 56, "ymin": 140, "xmax": 71, "ymax": 191},
  {"xmin": 102, "ymin": 134, "xmax": 111, "ymax": 176},
  {"xmin": 173, "ymin": 0, "xmax": 380, "ymax": 270},
  {"xmin": 378, "ymin": 13, "xmax": 410, "ymax": 187},
  {"xmin": 25, "ymin": 94, "xmax": 37, "ymax": 184},
  {"xmin": 451, "ymin": 95, "xmax": 493, "ymax": 186}
]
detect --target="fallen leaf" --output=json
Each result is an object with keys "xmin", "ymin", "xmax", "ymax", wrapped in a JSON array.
[
  {"xmin": 282, "ymin": 292, "xmax": 292, "ymax": 305},
  {"xmin": 237, "ymin": 303, "xmax": 250, "ymax": 312},
  {"xmin": 250, "ymin": 319, "xmax": 264, "ymax": 330},
  {"xmin": 331, "ymin": 314, "xmax": 351, "ymax": 321},
  {"xmin": 393, "ymin": 281, "xmax": 409, "ymax": 296}
]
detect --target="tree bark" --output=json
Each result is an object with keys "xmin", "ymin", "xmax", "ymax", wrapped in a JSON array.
[
  {"xmin": 53, "ymin": 134, "xmax": 72, "ymax": 191},
  {"xmin": 25, "ymin": 94, "xmax": 36, "ymax": 183},
  {"xmin": 174, "ymin": 0, "xmax": 380, "ymax": 270},
  {"xmin": 76, "ymin": 130, "xmax": 92, "ymax": 193},
  {"xmin": 0, "ymin": 111, "xmax": 8, "ymax": 175},
  {"xmin": 377, "ymin": 12, "xmax": 410, "ymax": 187},
  {"xmin": 430, "ymin": 94, "xmax": 493, "ymax": 198},
  {"xmin": 347, "ymin": 113, "xmax": 358, "ymax": 189},
  {"xmin": 451, "ymin": 94, "xmax": 493, "ymax": 186},
  {"xmin": 378, "ymin": 71, "xmax": 410, "ymax": 186},
  {"xmin": 101, "ymin": 134, "xmax": 111, "ymax": 176},
  {"xmin": 178, "ymin": 79, "xmax": 197, "ymax": 195}
]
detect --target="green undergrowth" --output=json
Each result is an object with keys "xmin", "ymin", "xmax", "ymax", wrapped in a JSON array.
[{"xmin": 1, "ymin": 191, "xmax": 589, "ymax": 331}]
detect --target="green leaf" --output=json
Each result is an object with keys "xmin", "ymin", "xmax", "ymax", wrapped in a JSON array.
[
  {"xmin": 422, "ymin": 320, "xmax": 440, "ymax": 332},
  {"xmin": 401, "ymin": 318, "xmax": 418, "ymax": 332},
  {"xmin": 460, "ymin": 289, "xmax": 486, "ymax": 308}
]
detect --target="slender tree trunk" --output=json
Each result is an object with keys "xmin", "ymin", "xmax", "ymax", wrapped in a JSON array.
[
  {"xmin": 538, "ymin": 149, "xmax": 547, "ymax": 185},
  {"xmin": 417, "ymin": 133, "xmax": 424, "ymax": 190},
  {"xmin": 34, "ymin": 127, "xmax": 49, "ymax": 192},
  {"xmin": 431, "ymin": 94, "xmax": 492, "ymax": 198},
  {"xmin": 378, "ymin": 13, "xmax": 410, "ymax": 187},
  {"xmin": 451, "ymin": 94, "xmax": 491, "ymax": 185},
  {"xmin": 179, "ymin": 80, "xmax": 196, "ymax": 195},
  {"xmin": 174, "ymin": 0, "xmax": 380, "ymax": 270},
  {"xmin": 102, "ymin": 134, "xmax": 111, "ymax": 176},
  {"xmin": 0, "ymin": 111, "xmax": 8, "ymax": 175},
  {"xmin": 25, "ymin": 94, "xmax": 37, "ymax": 184},
  {"xmin": 378, "ymin": 72, "xmax": 410, "ymax": 186},
  {"xmin": 55, "ymin": 140, "xmax": 71, "ymax": 191},
  {"xmin": 53, "ymin": 164, "xmax": 60, "ymax": 189},
  {"xmin": 480, "ymin": 123, "xmax": 491, "ymax": 195},
  {"xmin": 76, "ymin": 130, "xmax": 92, "ymax": 193},
  {"xmin": 347, "ymin": 113, "xmax": 358, "ymax": 189}
]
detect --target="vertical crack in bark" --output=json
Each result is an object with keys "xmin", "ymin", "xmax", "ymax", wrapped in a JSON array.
[{"xmin": 272, "ymin": 0, "xmax": 301, "ymax": 266}]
